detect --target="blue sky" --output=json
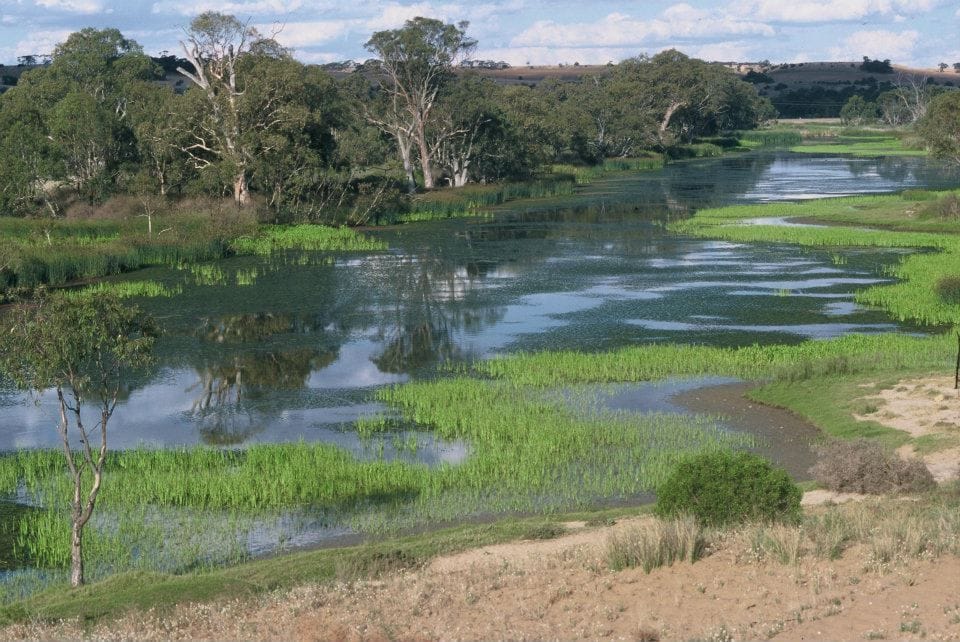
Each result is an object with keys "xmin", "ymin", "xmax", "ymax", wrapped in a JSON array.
[{"xmin": 2, "ymin": 0, "xmax": 959, "ymax": 68}]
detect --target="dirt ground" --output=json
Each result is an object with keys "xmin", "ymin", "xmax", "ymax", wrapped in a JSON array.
[
  {"xmin": 3, "ymin": 376, "xmax": 959, "ymax": 641},
  {"xmin": 4, "ymin": 511, "xmax": 960, "ymax": 642},
  {"xmin": 853, "ymin": 375, "xmax": 960, "ymax": 483}
]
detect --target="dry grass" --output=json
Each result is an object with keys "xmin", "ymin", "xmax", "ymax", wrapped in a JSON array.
[{"xmin": 605, "ymin": 515, "xmax": 708, "ymax": 573}]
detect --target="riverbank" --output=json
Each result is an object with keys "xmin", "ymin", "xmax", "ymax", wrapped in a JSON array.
[{"xmin": 4, "ymin": 487, "xmax": 960, "ymax": 640}]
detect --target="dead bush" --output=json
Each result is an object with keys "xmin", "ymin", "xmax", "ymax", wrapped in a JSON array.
[{"xmin": 810, "ymin": 439, "xmax": 935, "ymax": 494}]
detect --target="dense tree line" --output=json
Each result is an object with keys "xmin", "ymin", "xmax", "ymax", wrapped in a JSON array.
[{"xmin": 0, "ymin": 14, "xmax": 774, "ymax": 223}]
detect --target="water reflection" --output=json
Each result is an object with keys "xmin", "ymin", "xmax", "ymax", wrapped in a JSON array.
[{"xmin": 2, "ymin": 152, "xmax": 959, "ymax": 448}]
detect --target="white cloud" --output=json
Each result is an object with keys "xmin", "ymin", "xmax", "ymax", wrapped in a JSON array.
[
  {"xmin": 35, "ymin": 0, "xmax": 103, "ymax": 13},
  {"xmin": 734, "ymin": 0, "xmax": 939, "ymax": 23},
  {"xmin": 687, "ymin": 41, "xmax": 753, "ymax": 62},
  {"xmin": 13, "ymin": 29, "xmax": 72, "ymax": 57},
  {"xmin": 151, "ymin": 0, "xmax": 303, "ymax": 16},
  {"xmin": 364, "ymin": 3, "xmax": 460, "ymax": 31},
  {"xmin": 258, "ymin": 19, "xmax": 354, "ymax": 47},
  {"xmin": 828, "ymin": 29, "xmax": 919, "ymax": 61},
  {"xmin": 511, "ymin": 7, "xmax": 773, "ymax": 50}
]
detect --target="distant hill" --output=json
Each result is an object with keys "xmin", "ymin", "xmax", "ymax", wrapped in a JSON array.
[{"xmin": 4, "ymin": 58, "xmax": 956, "ymax": 118}]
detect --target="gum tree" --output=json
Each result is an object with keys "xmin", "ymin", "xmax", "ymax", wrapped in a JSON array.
[
  {"xmin": 177, "ymin": 12, "xmax": 286, "ymax": 206},
  {"xmin": 0, "ymin": 296, "xmax": 156, "ymax": 587},
  {"xmin": 365, "ymin": 17, "xmax": 476, "ymax": 190}
]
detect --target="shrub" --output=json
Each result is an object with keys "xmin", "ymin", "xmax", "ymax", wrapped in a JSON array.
[
  {"xmin": 654, "ymin": 451, "xmax": 801, "ymax": 526},
  {"xmin": 810, "ymin": 439, "xmax": 936, "ymax": 494},
  {"xmin": 935, "ymin": 276, "xmax": 960, "ymax": 304}
]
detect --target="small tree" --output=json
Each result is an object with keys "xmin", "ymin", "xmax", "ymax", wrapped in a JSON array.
[
  {"xmin": 939, "ymin": 62, "xmax": 949, "ymax": 73},
  {"xmin": 0, "ymin": 295, "xmax": 156, "ymax": 587}
]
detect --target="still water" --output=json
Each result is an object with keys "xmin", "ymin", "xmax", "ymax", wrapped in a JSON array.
[{"xmin": 1, "ymin": 152, "xmax": 958, "ymax": 450}]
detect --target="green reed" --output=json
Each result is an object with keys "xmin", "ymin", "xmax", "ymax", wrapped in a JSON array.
[
  {"xmin": 230, "ymin": 225, "xmax": 387, "ymax": 255},
  {"xmin": 736, "ymin": 130, "xmax": 803, "ymax": 148}
]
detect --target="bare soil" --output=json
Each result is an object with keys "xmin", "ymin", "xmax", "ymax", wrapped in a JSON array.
[
  {"xmin": 853, "ymin": 375, "xmax": 960, "ymax": 482},
  {"xmin": 5, "ymin": 512, "xmax": 960, "ymax": 641}
]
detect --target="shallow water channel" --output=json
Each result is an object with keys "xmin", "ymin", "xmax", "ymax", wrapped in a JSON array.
[{"xmin": 1, "ymin": 152, "xmax": 959, "ymax": 580}]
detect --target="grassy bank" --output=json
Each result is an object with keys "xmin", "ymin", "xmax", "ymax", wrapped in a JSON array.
[
  {"xmin": 0, "ymin": 217, "xmax": 385, "ymax": 301},
  {"xmin": 0, "ymin": 506, "xmax": 638, "ymax": 627}
]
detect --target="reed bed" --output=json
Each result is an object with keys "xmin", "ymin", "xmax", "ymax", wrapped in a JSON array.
[
  {"xmin": 403, "ymin": 179, "xmax": 577, "ymax": 221},
  {"xmin": 0, "ymin": 217, "xmax": 384, "ymax": 299},
  {"xmin": 790, "ymin": 137, "xmax": 927, "ymax": 157},
  {"xmin": 0, "ymin": 378, "xmax": 750, "ymax": 582},
  {"xmin": 230, "ymin": 225, "xmax": 386, "ymax": 255},
  {"xmin": 474, "ymin": 332, "xmax": 952, "ymax": 387},
  {"xmin": 58, "ymin": 281, "xmax": 182, "ymax": 301},
  {"xmin": 736, "ymin": 130, "xmax": 803, "ymax": 148}
]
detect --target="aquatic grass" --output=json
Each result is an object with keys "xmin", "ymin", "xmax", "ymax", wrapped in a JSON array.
[
  {"xmin": 402, "ymin": 179, "xmax": 577, "ymax": 222},
  {"xmin": 736, "ymin": 130, "xmax": 803, "ymax": 148},
  {"xmin": 0, "ymin": 376, "xmax": 751, "ymax": 580},
  {"xmin": 58, "ymin": 281, "xmax": 182, "ymax": 301},
  {"xmin": 668, "ymin": 194, "xmax": 960, "ymax": 326},
  {"xmin": 230, "ymin": 225, "xmax": 387, "ymax": 255},
  {"xmin": 473, "ymin": 332, "xmax": 953, "ymax": 387},
  {"xmin": 790, "ymin": 137, "xmax": 927, "ymax": 157}
]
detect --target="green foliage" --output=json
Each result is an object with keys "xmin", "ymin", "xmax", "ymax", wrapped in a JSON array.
[
  {"xmin": 736, "ymin": 129, "xmax": 803, "ymax": 148},
  {"xmin": 654, "ymin": 452, "xmax": 802, "ymax": 526},
  {"xmin": 918, "ymin": 92, "xmax": 960, "ymax": 165},
  {"xmin": 230, "ymin": 225, "xmax": 387, "ymax": 255},
  {"xmin": 935, "ymin": 276, "xmax": 960, "ymax": 303},
  {"xmin": 0, "ymin": 294, "xmax": 156, "ymax": 395}
]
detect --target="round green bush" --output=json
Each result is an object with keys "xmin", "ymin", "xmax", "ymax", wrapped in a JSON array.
[{"xmin": 654, "ymin": 451, "xmax": 801, "ymax": 526}]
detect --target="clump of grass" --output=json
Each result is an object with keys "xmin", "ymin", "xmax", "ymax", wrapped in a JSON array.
[
  {"xmin": 810, "ymin": 440, "xmax": 936, "ymax": 495},
  {"xmin": 333, "ymin": 547, "xmax": 423, "ymax": 581},
  {"xmin": 736, "ymin": 129, "xmax": 803, "ymax": 147},
  {"xmin": 605, "ymin": 516, "xmax": 707, "ymax": 572},
  {"xmin": 58, "ymin": 281, "xmax": 182, "ymax": 301},
  {"xmin": 934, "ymin": 276, "xmax": 960, "ymax": 304},
  {"xmin": 230, "ymin": 225, "xmax": 386, "ymax": 255},
  {"xmin": 521, "ymin": 522, "xmax": 567, "ymax": 540}
]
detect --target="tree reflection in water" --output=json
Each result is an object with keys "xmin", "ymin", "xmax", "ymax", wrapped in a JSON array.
[{"xmin": 189, "ymin": 313, "xmax": 338, "ymax": 444}]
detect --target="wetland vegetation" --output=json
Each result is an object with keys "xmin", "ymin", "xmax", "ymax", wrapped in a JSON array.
[{"xmin": 3, "ymin": 11, "xmax": 960, "ymax": 627}]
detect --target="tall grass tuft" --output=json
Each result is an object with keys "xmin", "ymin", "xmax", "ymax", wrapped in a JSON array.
[{"xmin": 605, "ymin": 516, "xmax": 708, "ymax": 572}]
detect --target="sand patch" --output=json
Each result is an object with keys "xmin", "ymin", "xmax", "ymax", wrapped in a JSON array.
[{"xmin": 854, "ymin": 375, "xmax": 960, "ymax": 481}]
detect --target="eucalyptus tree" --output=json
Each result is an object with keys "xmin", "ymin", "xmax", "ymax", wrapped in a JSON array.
[
  {"xmin": 0, "ymin": 28, "xmax": 158, "ymax": 207},
  {"xmin": 177, "ymin": 12, "xmax": 294, "ymax": 206},
  {"xmin": 364, "ymin": 17, "xmax": 476, "ymax": 189},
  {"xmin": 918, "ymin": 92, "xmax": 960, "ymax": 165},
  {"xmin": 0, "ymin": 295, "xmax": 156, "ymax": 587}
]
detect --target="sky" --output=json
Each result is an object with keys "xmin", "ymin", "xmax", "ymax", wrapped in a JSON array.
[{"xmin": 1, "ymin": 0, "xmax": 959, "ymax": 69}]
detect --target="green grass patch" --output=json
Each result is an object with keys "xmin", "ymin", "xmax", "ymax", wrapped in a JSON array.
[
  {"xmin": 790, "ymin": 136, "xmax": 927, "ymax": 157},
  {"xmin": 230, "ymin": 225, "xmax": 386, "ymax": 255}
]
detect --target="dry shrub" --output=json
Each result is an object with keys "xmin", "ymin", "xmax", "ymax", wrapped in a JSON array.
[
  {"xmin": 810, "ymin": 439, "xmax": 935, "ymax": 494},
  {"xmin": 605, "ymin": 516, "xmax": 708, "ymax": 573}
]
